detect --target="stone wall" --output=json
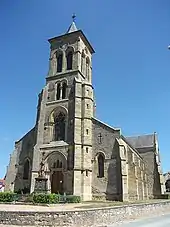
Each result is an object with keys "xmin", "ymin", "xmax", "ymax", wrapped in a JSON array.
[
  {"xmin": 117, "ymin": 137, "xmax": 148, "ymax": 201},
  {"xmin": 1, "ymin": 201, "xmax": 170, "ymax": 226},
  {"xmin": 5, "ymin": 128, "xmax": 36, "ymax": 192},
  {"xmin": 126, "ymin": 145, "xmax": 147, "ymax": 200},
  {"xmin": 91, "ymin": 119, "xmax": 149, "ymax": 201},
  {"xmin": 138, "ymin": 147, "xmax": 162, "ymax": 198},
  {"xmin": 92, "ymin": 118, "xmax": 121, "ymax": 199}
]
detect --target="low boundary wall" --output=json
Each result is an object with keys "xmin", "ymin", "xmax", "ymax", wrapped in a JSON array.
[{"xmin": 1, "ymin": 201, "xmax": 170, "ymax": 226}]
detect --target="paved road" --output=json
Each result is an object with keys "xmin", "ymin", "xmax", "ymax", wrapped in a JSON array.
[{"xmin": 109, "ymin": 213, "xmax": 170, "ymax": 227}]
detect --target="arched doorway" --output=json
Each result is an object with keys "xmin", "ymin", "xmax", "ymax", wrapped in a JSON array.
[
  {"xmin": 51, "ymin": 171, "xmax": 64, "ymax": 194},
  {"xmin": 47, "ymin": 152, "xmax": 67, "ymax": 195}
]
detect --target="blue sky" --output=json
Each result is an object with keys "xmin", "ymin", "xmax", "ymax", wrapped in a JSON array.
[{"xmin": 0, "ymin": 0, "xmax": 170, "ymax": 178}]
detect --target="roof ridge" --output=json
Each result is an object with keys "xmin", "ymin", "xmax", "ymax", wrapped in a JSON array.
[
  {"xmin": 126, "ymin": 133, "xmax": 156, "ymax": 138},
  {"xmin": 92, "ymin": 117, "xmax": 120, "ymax": 132}
]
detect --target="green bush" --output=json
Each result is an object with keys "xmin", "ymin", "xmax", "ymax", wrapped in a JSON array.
[
  {"xmin": 65, "ymin": 195, "xmax": 81, "ymax": 203},
  {"xmin": 32, "ymin": 193, "xmax": 80, "ymax": 204},
  {"xmin": 0, "ymin": 192, "xmax": 16, "ymax": 202},
  {"xmin": 32, "ymin": 193, "xmax": 60, "ymax": 204},
  {"xmin": 48, "ymin": 193, "xmax": 60, "ymax": 203}
]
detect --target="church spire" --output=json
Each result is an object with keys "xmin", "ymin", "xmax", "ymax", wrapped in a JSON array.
[{"xmin": 66, "ymin": 14, "xmax": 78, "ymax": 34}]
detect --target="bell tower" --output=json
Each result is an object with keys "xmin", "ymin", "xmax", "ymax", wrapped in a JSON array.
[{"xmin": 31, "ymin": 16, "xmax": 95, "ymax": 200}]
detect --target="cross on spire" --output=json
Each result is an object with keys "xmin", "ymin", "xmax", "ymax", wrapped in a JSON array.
[
  {"xmin": 72, "ymin": 13, "xmax": 76, "ymax": 22},
  {"xmin": 66, "ymin": 14, "xmax": 78, "ymax": 34}
]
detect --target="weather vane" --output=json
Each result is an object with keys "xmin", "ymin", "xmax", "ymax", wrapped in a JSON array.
[{"xmin": 72, "ymin": 13, "xmax": 76, "ymax": 22}]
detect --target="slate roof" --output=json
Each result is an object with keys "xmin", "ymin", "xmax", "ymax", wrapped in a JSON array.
[
  {"xmin": 66, "ymin": 21, "xmax": 78, "ymax": 34},
  {"xmin": 126, "ymin": 134, "xmax": 156, "ymax": 149}
]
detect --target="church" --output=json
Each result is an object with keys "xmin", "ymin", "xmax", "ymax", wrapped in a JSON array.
[{"xmin": 5, "ymin": 18, "xmax": 165, "ymax": 201}]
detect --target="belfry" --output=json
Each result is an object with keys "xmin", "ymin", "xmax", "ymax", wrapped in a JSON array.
[{"xmin": 5, "ymin": 17, "xmax": 165, "ymax": 201}]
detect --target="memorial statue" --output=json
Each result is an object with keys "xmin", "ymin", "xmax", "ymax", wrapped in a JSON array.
[{"xmin": 38, "ymin": 152, "xmax": 45, "ymax": 178}]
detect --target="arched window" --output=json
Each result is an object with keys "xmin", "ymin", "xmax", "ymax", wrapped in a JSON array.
[
  {"xmin": 23, "ymin": 159, "xmax": 30, "ymax": 180},
  {"xmin": 56, "ymin": 83, "xmax": 61, "ymax": 100},
  {"xmin": 54, "ymin": 112, "xmax": 66, "ymax": 141},
  {"xmin": 86, "ymin": 57, "xmax": 90, "ymax": 80},
  {"xmin": 62, "ymin": 82, "xmax": 67, "ymax": 99},
  {"xmin": 53, "ymin": 162, "xmax": 57, "ymax": 168},
  {"xmin": 81, "ymin": 51, "xmax": 85, "ymax": 73},
  {"xmin": 57, "ymin": 53, "xmax": 63, "ymax": 72},
  {"xmin": 57, "ymin": 160, "xmax": 60, "ymax": 168},
  {"xmin": 59, "ymin": 161, "xmax": 62, "ymax": 168},
  {"xmin": 98, "ymin": 154, "xmax": 104, "ymax": 178},
  {"xmin": 67, "ymin": 51, "xmax": 73, "ymax": 70},
  {"xmin": 53, "ymin": 160, "xmax": 62, "ymax": 168}
]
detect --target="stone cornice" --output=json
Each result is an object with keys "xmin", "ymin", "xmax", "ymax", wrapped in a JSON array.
[
  {"xmin": 39, "ymin": 141, "xmax": 69, "ymax": 150},
  {"xmin": 46, "ymin": 99, "xmax": 69, "ymax": 106},
  {"xmin": 46, "ymin": 69, "xmax": 78, "ymax": 81}
]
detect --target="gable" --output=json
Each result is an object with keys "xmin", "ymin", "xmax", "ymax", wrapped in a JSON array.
[
  {"xmin": 92, "ymin": 118, "xmax": 120, "ymax": 134},
  {"xmin": 92, "ymin": 118, "xmax": 120, "ymax": 159}
]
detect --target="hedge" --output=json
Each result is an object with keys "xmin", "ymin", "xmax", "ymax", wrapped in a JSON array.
[
  {"xmin": 32, "ymin": 193, "xmax": 60, "ymax": 204},
  {"xmin": 154, "ymin": 194, "xmax": 170, "ymax": 199},
  {"xmin": 0, "ymin": 192, "xmax": 81, "ymax": 204},
  {"xmin": 0, "ymin": 192, "xmax": 16, "ymax": 202},
  {"xmin": 65, "ymin": 195, "xmax": 81, "ymax": 203},
  {"xmin": 32, "ymin": 193, "xmax": 81, "ymax": 204}
]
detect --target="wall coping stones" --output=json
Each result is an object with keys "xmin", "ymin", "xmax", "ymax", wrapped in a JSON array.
[{"xmin": 0, "ymin": 201, "xmax": 170, "ymax": 226}]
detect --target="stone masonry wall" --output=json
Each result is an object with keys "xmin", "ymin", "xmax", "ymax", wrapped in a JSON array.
[
  {"xmin": 126, "ymin": 146, "xmax": 147, "ymax": 200},
  {"xmin": 118, "ymin": 137, "xmax": 148, "ymax": 201},
  {"xmin": 138, "ymin": 148, "xmax": 161, "ymax": 198},
  {"xmin": 92, "ymin": 118, "xmax": 121, "ymax": 199},
  {"xmin": 1, "ymin": 201, "xmax": 170, "ymax": 226},
  {"xmin": 5, "ymin": 128, "xmax": 36, "ymax": 192}
]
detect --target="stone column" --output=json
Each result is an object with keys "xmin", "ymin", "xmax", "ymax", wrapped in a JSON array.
[
  {"xmin": 136, "ymin": 178, "xmax": 139, "ymax": 200},
  {"xmin": 60, "ymin": 84, "xmax": 63, "ymax": 100},
  {"xmin": 122, "ymin": 175, "xmax": 128, "ymax": 201},
  {"xmin": 135, "ymin": 165, "xmax": 139, "ymax": 200},
  {"xmin": 30, "ymin": 172, "xmax": 39, "ymax": 193},
  {"xmin": 73, "ymin": 81, "xmax": 83, "ymax": 198},
  {"xmin": 52, "ymin": 54, "xmax": 57, "ymax": 76},
  {"xmin": 120, "ymin": 147, "xmax": 128, "ymax": 201},
  {"xmin": 46, "ymin": 171, "xmax": 51, "ymax": 193},
  {"xmin": 62, "ymin": 52, "xmax": 66, "ymax": 72},
  {"xmin": 77, "ymin": 38, "xmax": 81, "ymax": 72},
  {"xmin": 63, "ymin": 170, "xmax": 67, "ymax": 193},
  {"xmin": 82, "ymin": 57, "xmax": 85, "ymax": 75}
]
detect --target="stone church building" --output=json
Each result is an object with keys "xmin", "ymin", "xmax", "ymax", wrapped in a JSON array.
[{"xmin": 5, "ymin": 19, "xmax": 165, "ymax": 201}]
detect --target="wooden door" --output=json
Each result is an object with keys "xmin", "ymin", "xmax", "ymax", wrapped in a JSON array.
[{"xmin": 51, "ymin": 171, "xmax": 64, "ymax": 194}]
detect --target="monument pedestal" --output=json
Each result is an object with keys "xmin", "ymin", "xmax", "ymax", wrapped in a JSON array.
[{"xmin": 34, "ymin": 177, "xmax": 48, "ymax": 193}]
